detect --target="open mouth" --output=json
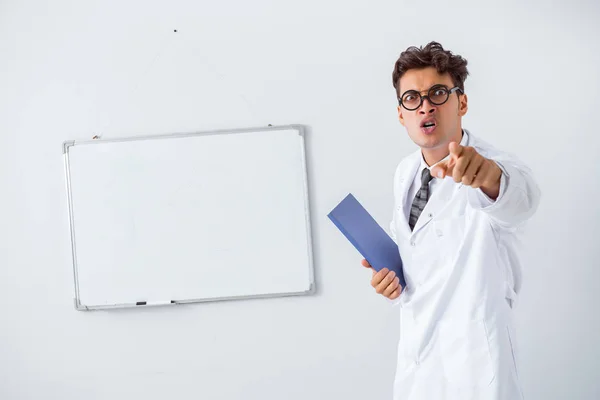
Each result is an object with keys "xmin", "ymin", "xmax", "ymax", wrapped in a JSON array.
[{"xmin": 420, "ymin": 119, "xmax": 437, "ymax": 133}]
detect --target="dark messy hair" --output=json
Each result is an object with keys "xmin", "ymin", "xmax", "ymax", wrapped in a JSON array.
[{"xmin": 392, "ymin": 41, "xmax": 469, "ymax": 97}]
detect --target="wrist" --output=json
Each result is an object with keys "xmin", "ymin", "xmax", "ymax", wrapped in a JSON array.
[{"xmin": 480, "ymin": 160, "xmax": 502, "ymax": 200}]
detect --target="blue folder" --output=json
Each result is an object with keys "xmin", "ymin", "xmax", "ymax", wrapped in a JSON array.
[{"xmin": 328, "ymin": 193, "xmax": 405, "ymax": 288}]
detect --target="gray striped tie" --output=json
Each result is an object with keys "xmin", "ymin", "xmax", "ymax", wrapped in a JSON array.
[{"xmin": 409, "ymin": 168, "xmax": 434, "ymax": 231}]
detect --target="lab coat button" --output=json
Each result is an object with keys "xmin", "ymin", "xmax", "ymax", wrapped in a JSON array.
[
  {"xmin": 410, "ymin": 241, "xmax": 416, "ymax": 247},
  {"xmin": 428, "ymin": 213, "xmax": 433, "ymax": 218}
]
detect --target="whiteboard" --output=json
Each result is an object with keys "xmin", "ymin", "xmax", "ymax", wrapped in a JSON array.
[{"xmin": 63, "ymin": 125, "xmax": 315, "ymax": 310}]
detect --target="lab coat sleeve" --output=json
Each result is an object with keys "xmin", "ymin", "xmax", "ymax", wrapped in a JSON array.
[
  {"xmin": 386, "ymin": 178, "xmax": 403, "ymax": 307},
  {"xmin": 387, "ymin": 213, "xmax": 403, "ymax": 307},
  {"xmin": 390, "ymin": 165, "xmax": 401, "ymax": 244},
  {"xmin": 390, "ymin": 215, "xmax": 397, "ymax": 243},
  {"xmin": 467, "ymin": 157, "xmax": 541, "ymax": 230},
  {"xmin": 389, "ymin": 211, "xmax": 405, "ymax": 307}
]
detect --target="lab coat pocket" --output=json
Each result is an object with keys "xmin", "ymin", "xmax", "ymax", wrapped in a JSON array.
[{"xmin": 438, "ymin": 318, "xmax": 495, "ymax": 388}]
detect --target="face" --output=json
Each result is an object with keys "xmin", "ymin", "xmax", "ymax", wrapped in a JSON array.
[{"xmin": 397, "ymin": 67, "xmax": 468, "ymax": 152}]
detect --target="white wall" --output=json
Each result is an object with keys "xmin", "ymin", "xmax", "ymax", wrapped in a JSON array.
[{"xmin": 1, "ymin": 0, "xmax": 598, "ymax": 399}]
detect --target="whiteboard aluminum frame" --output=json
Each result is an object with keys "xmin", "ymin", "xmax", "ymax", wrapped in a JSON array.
[{"xmin": 63, "ymin": 124, "xmax": 316, "ymax": 311}]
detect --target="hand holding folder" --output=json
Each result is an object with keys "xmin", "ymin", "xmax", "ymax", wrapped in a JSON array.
[
  {"xmin": 362, "ymin": 259, "xmax": 402, "ymax": 300},
  {"xmin": 327, "ymin": 193, "xmax": 406, "ymax": 289}
]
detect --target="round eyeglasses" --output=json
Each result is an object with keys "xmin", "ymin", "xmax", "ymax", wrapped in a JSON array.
[{"xmin": 398, "ymin": 84, "xmax": 463, "ymax": 111}]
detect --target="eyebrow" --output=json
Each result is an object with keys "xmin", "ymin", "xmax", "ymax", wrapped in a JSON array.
[{"xmin": 399, "ymin": 84, "xmax": 450, "ymax": 96}]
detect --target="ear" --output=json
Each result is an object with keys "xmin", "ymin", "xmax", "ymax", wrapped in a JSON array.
[
  {"xmin": 397, "ymin": 105, "xmax": 406, "ymax": 126},
  {"xmin": 458, "ymin": 93, "xmax": 468, "ymax": 117}
]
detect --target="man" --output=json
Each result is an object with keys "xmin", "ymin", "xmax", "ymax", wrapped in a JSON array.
[{"xmin": 361, "ymin": 42, "xmax": 541, "ymax": 399}]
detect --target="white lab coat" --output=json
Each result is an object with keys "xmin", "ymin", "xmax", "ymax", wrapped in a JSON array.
[{"xmin": 389, "ymin": 130, "xmax": 540, "ymax": 400}]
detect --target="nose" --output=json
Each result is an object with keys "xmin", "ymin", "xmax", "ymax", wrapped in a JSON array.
[{"xmin": 419, "ymin": 97, "xmax": 436, "ymax": 115}]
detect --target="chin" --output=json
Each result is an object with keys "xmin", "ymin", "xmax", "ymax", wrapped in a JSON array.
[{"xmin": 411, "ymin": 132, "xmax": 444, "ymax": 149}]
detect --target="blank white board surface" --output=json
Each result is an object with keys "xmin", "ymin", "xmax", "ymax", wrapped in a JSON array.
[{"xmin": 63, "ymin": 125, "xmax": 315, "ymax": 310}]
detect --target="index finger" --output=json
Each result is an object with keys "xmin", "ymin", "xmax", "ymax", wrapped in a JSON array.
[{"xmin": 449, "ymin": 141, "xmax": 463, "ymax": 157}]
